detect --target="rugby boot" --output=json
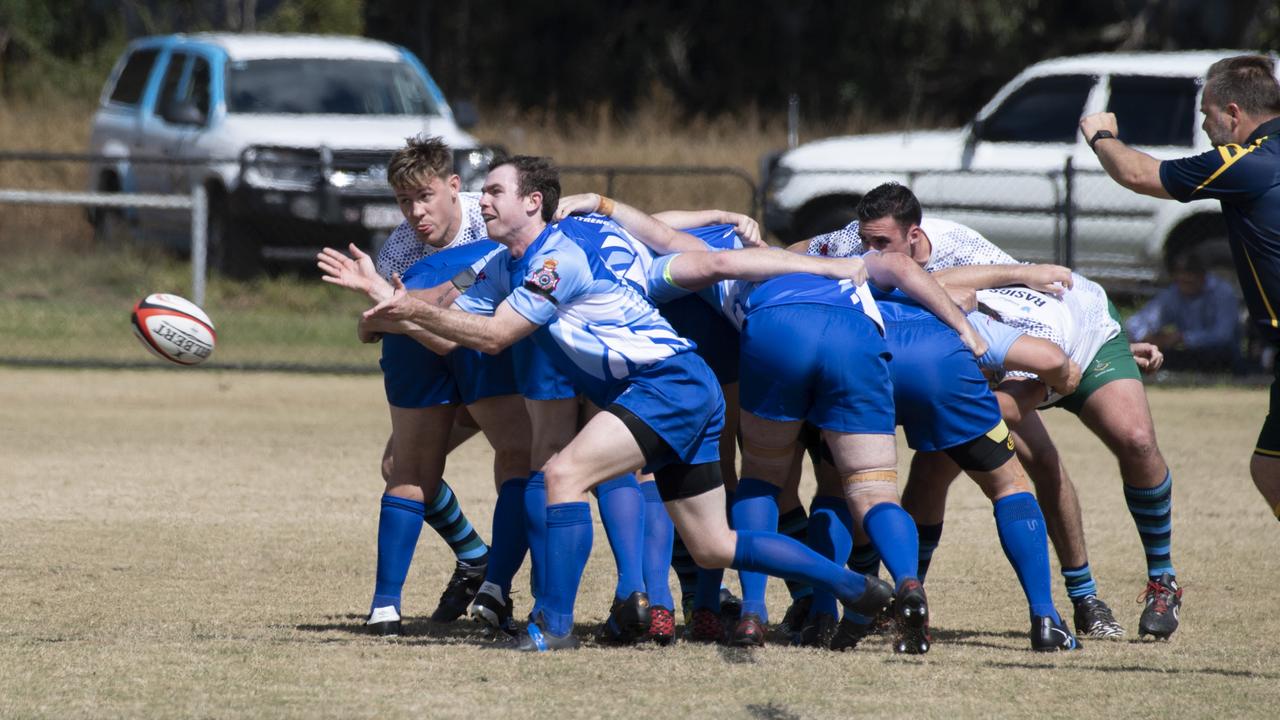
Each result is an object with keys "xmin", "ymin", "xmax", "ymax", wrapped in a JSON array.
[
  {"xmin": 596, "ymin": 591, "xmax": 652, "ymax": 644},
  {"xmin": 366, "ymin": 605, "xmax": 402, "ymax": 637},
  {"xmin": 469, "ymin": 584, "xmax": 518, "ymax": 639},
  {"xmin": 830, "ymin": 614, "xmax": 875, "ymax": 651},
  {"xmin": 687, "ymin": 607, "xmax": 726, "ymax": 644},
  {"xmin": 891, "ymin": 579, "xmax": 931, "ymax": 654},
  {"xmin": 729, "ymin": 612, "xmax": 766, "ymax": 648},
  {"xmin": 1137, "ymin": 573, "xmax": 1182, "ymax": 640},
  {"xmin": 430, "ymin": 560, "xmax": 487, "ymax": 623},
  {"xmin": 514, "ymin": 614, "xmax": 581, "ymax": 652},
  {"xmin": 1072, "ymin": 594, "xmax": 1125, "ymax": 639},
  {"xmin": 1030, "ymin": 614, "xmax": 1083, "ymax": 652},
  {"xmin": 780, "ymin": 594, "xmax": 814, "ymax": 642},
  {"xmin": 798, "ymin": 611, "xmax": 838, "ymax": 648},
  {"xmin": 648, "ymin": 606, "xmax": 676, "ymax": 646},
  {"xmin": 719, "ymin": 587, "xmax": 743, "ymax": 622},
  {"xmin": 842, "ymin": 575, "xmax": 894, "ymax": 618}
]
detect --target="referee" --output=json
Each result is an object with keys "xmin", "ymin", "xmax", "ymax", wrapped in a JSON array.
[{"xmin": 1080, "ymin": 54, "xmax": 1280, "ymax": 522}]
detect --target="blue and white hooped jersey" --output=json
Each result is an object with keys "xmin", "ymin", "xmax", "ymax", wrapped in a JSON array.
[
  {"xmin": 454, "ymin": 224, "xmax": 693, "ymax": 404},
  {"xmin": 553, "ymin": 214, "xmax": 669, "ymax": 301}
]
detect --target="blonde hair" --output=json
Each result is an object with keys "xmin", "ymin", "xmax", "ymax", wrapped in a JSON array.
[{"xmin": 387, "ymin": 135, "xmax": 453, "ymax": 191}]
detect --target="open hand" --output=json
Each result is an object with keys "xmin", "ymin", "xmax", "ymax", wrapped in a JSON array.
[{"xmin": 318, "ymin": 243, "xmax": 393, "ymax": 302}]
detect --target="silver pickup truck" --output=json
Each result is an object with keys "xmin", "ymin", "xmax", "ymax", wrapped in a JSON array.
[{"xmin": 762, "ymin": 50, "xmax": 1275, "ymax": 286}]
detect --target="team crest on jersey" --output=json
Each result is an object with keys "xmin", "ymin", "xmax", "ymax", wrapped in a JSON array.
[{"xmin": 525, "ymin": 258, "xmax": 561, "ymax": 298}]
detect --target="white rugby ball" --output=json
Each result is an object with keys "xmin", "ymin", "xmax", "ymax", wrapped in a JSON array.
[{"xmin": 130, "ymin": 293, "xmax": 217, "ymax": 366}]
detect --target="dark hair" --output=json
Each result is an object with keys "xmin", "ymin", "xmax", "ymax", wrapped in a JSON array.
[
  {"xmin": 856, "ymin": 182, "xmax": 923, "ymax": 229},
  {"xmin": 491, "ymin": 155, "xmax": 561, "ymax": 222},
  {"xmin": 1168, "ymin": 250, "xmax": 1207, "ymax": 276},
  {"xmin": 387, "ymin": 134, "xmax": 453, "ymax": 191},
  {"xmin": 1205, "ymin": 55, "xmax": 1280, "ymax": 117}
]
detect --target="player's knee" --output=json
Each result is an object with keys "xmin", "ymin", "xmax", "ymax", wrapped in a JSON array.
[
  {"xmin": 493, "ymin": 447, "xmax": 531, "ymax": 480},
  {"xmin": 684, "ymin": 532, "xmax": 735, "ymax": 569},
  {"xmin": 541, "ymin": 456, "xmax": 589, "ymax": 497},
  {"xmin": 380, "ymin": 454, "xmax": 394, "ymax": 483}
]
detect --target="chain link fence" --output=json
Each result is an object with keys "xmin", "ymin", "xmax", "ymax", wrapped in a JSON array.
[{"xmin": 0, "ymin": 152, "xmax": 757, "ymax": 372}]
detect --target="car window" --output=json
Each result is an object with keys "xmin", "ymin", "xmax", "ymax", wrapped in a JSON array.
[
  {"xmin": 157, "ymin": 52, "xmax": 189, "ymax": 117},
  {"xmin": 225, "ymin": 59, "xmax": 440, "ymax": 115},
  {"xmin": 1106, "ymin": 75, "xmax": 1199, "ymax": 147},
  {"xmin": 108, "ymin": 48, "xmax": 160, "ymax": 106},
  {"xmin": 158, "ymin": 54, "xmax": 212, "ymax": 126},
  {"xmin": 979, "ymin": 75, "xmax": 1095, "ymax": 143}
]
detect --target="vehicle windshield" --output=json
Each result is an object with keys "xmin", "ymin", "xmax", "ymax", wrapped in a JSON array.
[{"xmin": 226, "ymin": 58, "xmax": 440, "ymax": 115}]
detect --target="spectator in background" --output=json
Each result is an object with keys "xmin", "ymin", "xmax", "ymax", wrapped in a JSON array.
[{"xmin": 1125, "ymin": 251, "xmax": 1242, "ymax": 372}]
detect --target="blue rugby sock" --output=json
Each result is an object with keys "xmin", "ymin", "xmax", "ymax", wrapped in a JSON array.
[
  {"xmin": 731, "ymin": 478, "xmax": 781, "ymax": 621},
  {"xmin": 640, "ymin": 481, "xmax": 675, "ymax": 609},
  {"xmin": 862, "ymin": 502, "xmax": 919, "ymax": 589},
  {"xmin": 671, "ymin": 530, "xmax": 700, "ymax": 611},
  {"xmin": 806, "ymin": 495, "xmax": 853, "ymax": 620},
  {"xmin": 524, "ymin": 471, "xmax": 547, "ymax": 600},
  {"xmin": 994, "ymin": 492, "xmax": 1057, "ymax": 619},
  {"xmin": 1124, "ymin": 470, "xmax": 1176, "ymax": 579},
  {"xmin": 372, "ymin": 494, "xmax": 425, "ymax": 615},
  {"xmin": 916, "ymin": 522, "xmax": 944, "ymax": 583},
  {"xmin": 731, "ymin": 530, "xmax": 869, "ymax": 607},
  {"xmin": 778, "ymin": 506, "xmax": 814, "ymax": 600},
  {"xmin": 423, "ymin": 480, "xmax": 489, "ymax": 564},
  {"xmin": 594, "ymin": 474, "xmax": 646, "ymax": 599},
  {"xmin": 485, "ymin": 478, "xmax": 529, "ymax": 596},
  {"xmin": 693, "ymin": 567, "xmax": 725, "ymax": 612},
  {"xmin": 542, "ymin": 501, "xmax": 593, "ymax": 636}
]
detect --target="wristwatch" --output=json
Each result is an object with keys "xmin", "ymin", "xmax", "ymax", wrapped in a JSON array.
[{"xmin": 1088, "ymin": 129, "xmax": 1117, "ymax": 149}]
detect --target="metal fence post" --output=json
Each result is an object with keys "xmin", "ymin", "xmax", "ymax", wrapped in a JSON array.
[
  {"xmin": 1062, "ymin": 156, "xmax": 1075, "ymax": 269},
  {"xmin": 191, "ymin": 183, "xmax": 208, "ymax": 307}
]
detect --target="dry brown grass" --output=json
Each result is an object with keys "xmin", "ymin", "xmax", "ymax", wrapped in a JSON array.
[
  {"xmin": 1, "ymin": 368, "xmax": 1277, "ymax": 718},
  {"xmin": 0, "ymin": 94, "xmax": 885, "ymax": 254}
]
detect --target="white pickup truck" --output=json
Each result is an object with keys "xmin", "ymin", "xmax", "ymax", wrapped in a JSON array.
[
  {"xmin": 762, "ymin": 50, "xmax": 1272, "ymax": 286},
  {"xmin": 88, "ymin": 33, "xmax": 495, "ymax": 278}
]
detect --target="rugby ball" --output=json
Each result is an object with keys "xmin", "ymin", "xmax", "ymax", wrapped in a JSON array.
[{"xmin": 130, "ymin": 293, "xmax": 217, "ymax": 366}]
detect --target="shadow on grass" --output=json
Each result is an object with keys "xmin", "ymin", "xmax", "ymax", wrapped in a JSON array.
[
  {"xmin": 292, "ymin": 612, "xmax": 505, "ymax": 647},
  {"xmin": 982, "ymin": 659, "xmax": 1280, "ymax": 680}
]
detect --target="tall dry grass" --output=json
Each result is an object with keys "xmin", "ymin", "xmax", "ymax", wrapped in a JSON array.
[{"xmin": 0, "ymin": 93, "xmax": 894, "ymax": 252}]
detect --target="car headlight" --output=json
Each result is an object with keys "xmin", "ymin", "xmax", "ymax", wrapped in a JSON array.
[
  {"xmin": 242, "ymin": 147, "xmax": 322, "ymax": 190},
  {"xmin": 454, "ymin": 147, "xmax": 500, "ymax": 191}
]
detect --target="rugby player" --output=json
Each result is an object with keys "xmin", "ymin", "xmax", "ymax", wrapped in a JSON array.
[
  {"xmin": 316, "ymin": 136, "xmax": 532, "ymax": 636},
  {"xmin": 821, "ymin": 182, "xmax": 1182, "ymax": 640}
]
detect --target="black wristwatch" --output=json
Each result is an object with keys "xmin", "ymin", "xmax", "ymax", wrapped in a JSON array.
[{"xmin": 1088, "ymin": 129, "xmax": 1117, "ymax": 150}]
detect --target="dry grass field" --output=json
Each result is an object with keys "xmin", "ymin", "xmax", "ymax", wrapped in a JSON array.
[{"xmin": 1, "ymin": 367, "xmax": 1277, "ymax": 718}]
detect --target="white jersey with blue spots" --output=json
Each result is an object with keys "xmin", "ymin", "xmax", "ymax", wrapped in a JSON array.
[
  {"xmin": 454, "ymin": 224, "xmax": 693, "ymax": 403},
  {"xmin": 375, "ymin": 191, "xmax": 488, "ymax": 280}
]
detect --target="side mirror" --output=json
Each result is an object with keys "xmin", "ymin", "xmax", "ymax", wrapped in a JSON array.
[
  {"xmin": 164, "ymin": 99, "xmax": 206, "ymax": 126},
  {"xmin": 452, "ymin": 99, "xmax": 479, "ymax": 130}
]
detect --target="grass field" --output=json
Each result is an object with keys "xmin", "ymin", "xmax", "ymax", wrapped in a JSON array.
[{"xmin": 1, "ymin": 367, "xmax": 1277, "ymax": 718}]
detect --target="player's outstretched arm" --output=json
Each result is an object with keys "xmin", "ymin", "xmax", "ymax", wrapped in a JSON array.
[
  {"xmin": 1080, "ymin": 112, "xmax": 1172, "ymax": 199},
  {"xmin": 364, "ymin": 276, "xmax": 538, "ymax": 355},
  {"xmin": 555, "ymin": 193, "xmax": 708, "ymax": 255},
  {"xmin": 1003, "ymin": 334, "xmax": 1082, "ymax": 397},
  {"xmin": 666, "ymin": 247, "xmax": 867, "ymax": 289},
  {"xmin": 932, "ymin": 263, "xmax": 1073, "ymax": 295},
  {"xmin": 651, "ymin": 209, "xmax": 764, "ymax": 247},
  {"xmin": 864, "ymin": 251, "xmax": 988, "ymax": 357}
]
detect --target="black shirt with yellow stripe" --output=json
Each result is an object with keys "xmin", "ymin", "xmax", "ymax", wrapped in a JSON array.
[{"xmin": 1160, "ymin": 116, "xmax": 1280, "ymax": 343}]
